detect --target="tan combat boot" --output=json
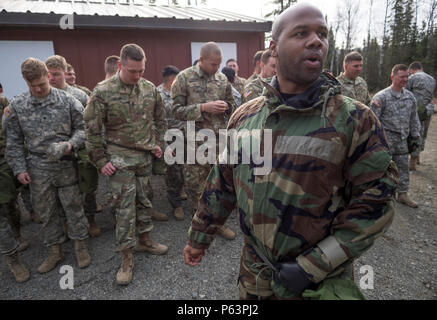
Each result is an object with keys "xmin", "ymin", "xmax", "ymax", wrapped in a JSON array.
[
  {"xmin": 409, "ymin": 156, "xmax": 418, "ymax": 171},
  {"xmin": 6, "ymin": 252, "xmax": 30, "ymax": 283},
  {"xmin": 150, "ymin": 208, "xmax": 168, "ymax": 222},
  {"xmin": 135, "ymin": 232, "xmax": 168, "ymax": 255},
  {"xmin": 38, "ymin": 244, "xmax": 63, "ymax": 273},
  {"xmin": 116, "ymin": 248, "xmax": 134, "ymax": 285},
  {"xmin": 179, "ymin": 190, "xmax": 188, "ymax": 201},
  {"xmin": 174, "ymin": 207, "xmax": 185, "ymax": 221},
  {"xmin": 397, "ymin": 193, "xmax": 418, "ymax": 208},
  {"xmin": 217, "ymin": 225, "xmax": 236, "ymax": 240},
  {"xmin": 12, "ymin": 226, "xmax": 29, "ymax": 252},
  {"xmin": 87, "ymin": 215, "xmax": 101, "ymax": 238},
  {"xmin": 74, "ymin": 239, "xmax": 91, "ymax": 269}
]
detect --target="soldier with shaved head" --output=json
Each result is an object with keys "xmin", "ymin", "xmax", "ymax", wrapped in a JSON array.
[
  {"xmin": 183, "ymin": 3, "xmax": 398, "ymax": 300},
  {"xmin": 171, "ymin": 41, "xmax": 237, "ymax": 240}
]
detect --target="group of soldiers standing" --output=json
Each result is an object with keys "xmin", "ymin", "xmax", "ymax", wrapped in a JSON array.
[{"xmin": 0, "ymin": 2, "xmax": 435, "ymax": 299}]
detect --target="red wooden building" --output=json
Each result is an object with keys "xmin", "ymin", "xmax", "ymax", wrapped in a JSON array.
[{"xmin": 0, "ymin": 0, "xmax": 271, "ymax": 95}]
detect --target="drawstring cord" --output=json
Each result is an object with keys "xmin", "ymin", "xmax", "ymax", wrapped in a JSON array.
[{"xmin": 321, "ymin": 87, "xmax": 335, "ymax": 128}]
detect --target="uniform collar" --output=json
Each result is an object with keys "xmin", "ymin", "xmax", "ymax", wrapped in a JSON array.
[
  {"xmin": 338, "ymin": 72, "xmax": 357, "ymax": 84},
  {"xmin": 389, "ymin": 86, "xmax": 405, "ymax": 98},
  {"xmin": 115, "ymin": 73, "xmax": 139, "ymax": 94},
  {"xmin": 195, "ymin": 63, "xmax": 218, "ymax": 80},
  {"xmin": 28, "ymin": 87, "xmax": 56, "ymax": 105}
]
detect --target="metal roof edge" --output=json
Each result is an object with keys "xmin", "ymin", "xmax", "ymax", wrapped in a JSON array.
[{"xmin": 0, "ymin": 12, "xmax": 272, "ymax": 32}]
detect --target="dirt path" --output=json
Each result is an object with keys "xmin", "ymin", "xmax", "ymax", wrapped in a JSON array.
[{"xmin": 355, "ymin": 111, "xmax": 437, "ymax": 300}]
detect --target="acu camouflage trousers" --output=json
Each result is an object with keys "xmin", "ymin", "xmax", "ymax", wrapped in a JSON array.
[
  {"xmin": 183, "ymin": 163, "xmax": 211, "ymax": 212},
  {"xmin": 165, "ymin": 163, "xmax": 185, "ymax": 208},
  {"xmin": 386, "ymin": 132, "xmax": 410, "ymax": 193},
  {"xmin": 411, "ymin": 117, "xmax": 432, "ymax": 158},
  {"xmin": 29, "ymin": 165, "xmax": 89, "ymax": 246},
  {"xmin": 108, "ymin": 163, "xmax": 154, "ymax": 251}
]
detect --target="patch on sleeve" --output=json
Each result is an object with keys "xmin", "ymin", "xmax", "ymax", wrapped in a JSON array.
[
  {"xmin": 244, "ymin": 90, "xmax": 253, "ymax": 99},
  {"xmin": 3, "ymin": 106, "xmax": 10, "ymax": 117},
  {"xmin": 372, "ymin": 100, "xmax": 380, "ymax": 108}
]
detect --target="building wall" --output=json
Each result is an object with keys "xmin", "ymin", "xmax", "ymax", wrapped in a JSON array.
[{"xmin": 0, "ymin": 27, "xmax": 265, "ymax": 90}]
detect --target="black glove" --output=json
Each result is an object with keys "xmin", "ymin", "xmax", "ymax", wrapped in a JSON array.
[{"xmin": 274, "ymin": 260, "xmax": 313, "ymax": 295}]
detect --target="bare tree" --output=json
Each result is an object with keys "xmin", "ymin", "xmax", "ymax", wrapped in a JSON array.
[
  {"xmin": 337, "ymin": 0, "xmax": 361, "ymax": 51},
  {"xmin": 379, "ymin": 0, "xmax": 392, "ymax": 81}
]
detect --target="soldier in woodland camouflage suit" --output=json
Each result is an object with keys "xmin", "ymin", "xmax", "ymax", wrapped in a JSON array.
[
  {"xmin": 371, "ymin": 64, "xmax": 421, "ymax": 208},
  {"xmin": 156, "ymin": 65, "xmax": 186, "ymax": 221},
  {"xmin": 406, "ymin": 61, "xmax": 436, "ymax": 170},
  {"xmin": 45, "ymin": 55, "xmax": 101, "ymax": 238},
  {"xmin": 5, "ymin": 58, "xmax": 91, "ymax": 274},
  {"xmin": 171, "ymin": 42, "xmax": 236, "ymax": 240},
  {"xmin": 183, "ymin": 4, "xmax": 398, "ymax": 300},
  {"xmin": 84, "ymin": 44, "xmax": 168, "ymax": 286},
  {"xmin": 336, "ymin": 51, "xmax": 371, "ymax": 106},
  {"xmin": 243, "ymin": 50, "xmax": 276, "ymax": 103},
  {"xmin": 246, "ymin": 51, "xmax": 263, "ymax": 84}
]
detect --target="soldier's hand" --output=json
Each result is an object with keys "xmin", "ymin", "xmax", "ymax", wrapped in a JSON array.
[
  {"xmin": 153, "ymin": 146, "xmax": 163, "ymax": 158},
  {"xmin": 17, "ymin": 172, "xmax": 31, "ymax": 185},
  {"xmin": 61, "ymin": 142, "xmax": 73, "ymax": 155},
  {"xmin": 183, "ymin": 244, "xmax": 205, "ymax": 266},
  {"xmin": 101, "ymin": 162, "xmax": 117, "ymax": 177},
  {"xmin": 201, "ymin": 101, "xmax": 229, "ymax": 114}
]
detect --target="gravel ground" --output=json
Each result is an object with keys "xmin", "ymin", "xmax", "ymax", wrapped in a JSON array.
[{"xmin": 1, "ymin": 116, "xmax": 436, "ymax": 300}]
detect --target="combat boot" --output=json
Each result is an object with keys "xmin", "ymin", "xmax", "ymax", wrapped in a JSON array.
[
  {"xmin": 74, "ymin": 239, "xmax": 91, "ymax": 269},
  {"xmin": 135, "ymin": 232, "xmax": 168, "ymax": 255},
  {"xmin": 12, "ymin": 226, "xmax": 29, "ymax": 252},
  {"xmin": 150, "ymin": 208, "xmax": 168, "ymax": 222},
  {"xmin": 87, "ymin": 215, "xmax": 101, "ymax": 238},
  {"xmin": 217, "ymin": 225, "xmax": 236, "ymax": 240},
  {"xmin": 174, "ymin": 207, "xmax": 185, "ymax": 221},
  {"xmin": 6, "ymin": 252, "xmax": 30, "ymax": 283},
  {"xmin": 409, "ymin": 156, "xmax": 418, "ymax": 171},
  {"xmin": 179, "ymin": 190, "xmax": 188, "ymax": 201},
  {"xmin": 116, "ymin": 248, "xmax": 134, "ymax": 285},
  {"xmin": 38, "ymin": 244, "xmax": 63, "ymax": 273},
  {"xmin": 397, "ymin": 193, "xmax": 419, "ymax": 208}
]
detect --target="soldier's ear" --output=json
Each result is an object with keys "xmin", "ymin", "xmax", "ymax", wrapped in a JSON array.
[{"xmin": 269, "ymin": 40, "xmax": 278, "ymax": 58}]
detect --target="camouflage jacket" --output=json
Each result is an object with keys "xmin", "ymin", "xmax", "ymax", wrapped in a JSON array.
[
  {"xmin": 63, "ymin": 84, "xmax": 89, "ymax": 107},
  {"xmin": 405, "ymin": 71, "xmax": 436, "ymax": 113},
  {"xmin": 5, "ymin": 88, "xmax": 85, "ymax": 175},
  {"xmin": 243, "ymin": 76, "xmax": 271, "ymax": 103},
  {"xmin": 0, "ymin": 95, "xmax": 10, "ymax": 160},
  {"xmin": 157, "ymin": 83, "xmax": 184, "ymax": 131},
  {"xmin": 188, "ymin": 74, "xmax": 398, "ymax": 298},
  {"xmin": 246, "ymin": 73, "xmax": 259, "ymax": 84},
  {"xmin": 233, "ymin": 76, "xmax": 246, "ymax": 96},
  {"xmin": 72, "ymin": 83, "xmax": 92, "ymax": 97},
  {"xmin": 336, "ymin": 73, "xmax": 371, "ymax": 105},
  {"xmin": 171, "ymin": 63, "xmax": 235, "ymax": 134},
  {"xmin": 371, "ymin": 86, "xmax": 421, "ymax": 155},
  {"xmin": 84, "ymin": 74, "xmax": 167, "ymax": 170}
]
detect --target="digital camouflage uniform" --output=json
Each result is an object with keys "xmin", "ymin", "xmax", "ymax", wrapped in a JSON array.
[
  {"xmin": 84, "ymin": 74, "xmax": 167, "ymax": 251},
  {"xmin": 233, "ymin": 76, "xmax": 246, "ymax": 96},
  {"xmin": 243, "ymin": 76, "xmax": 271, "ymax": 103},
  {"xmin": 72, "ymin": 83, "xmax": 92, "ymax": 97},
  {"xmin": 171, "ymin": 63, "xmax": 235, "ymax": 210},
  {"xmin": 5, "ymin": 88, "xmax": 89, "ymax": 247},
  {"xmin": 371, "ymin": 87, "xmax": 421, "ymax": 193},
  {"xmin": 336, "ymin": 73, "xmax": 371, "ymax": 106},
  {"xmin": 63, "ymin": 85, "xmax": 99, "ymax": 218},
  {"xmin": 0, "ymin": 95, "xmax": 20, "ymax": 256},
  {"xmin": 405, "ymin": 71, "xmax": 436, "ymax": 157},
  {"xmin": 157, "ymin": 83, "xmax": 185, "ymax": 209},
  {"xmin": 187, "ymin": 74, "xmax": 398, "ymax": 299}
]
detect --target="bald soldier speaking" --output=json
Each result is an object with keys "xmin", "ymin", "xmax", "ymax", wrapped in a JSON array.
[{"xmin": 183, "ymin": 3, "xmax": 398, "ymax": 300}]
